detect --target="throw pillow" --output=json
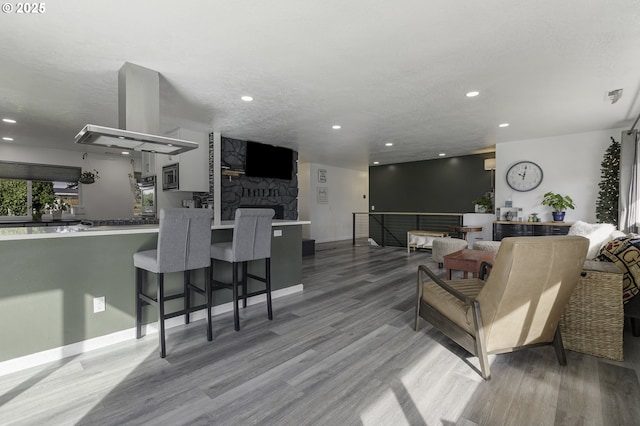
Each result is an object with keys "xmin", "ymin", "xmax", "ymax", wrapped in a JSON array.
[
  {"xmin": 568, "ymin": 220, "xmax": 616, "ymax": 259},
  {"xmin": 597, "ymin": 234, "xmax": 640, "ymax": 303}
]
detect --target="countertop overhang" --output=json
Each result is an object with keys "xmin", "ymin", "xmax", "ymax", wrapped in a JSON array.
[{"xmin": 0, "ymin": 220, "xmax": 311, "ymax": 241}]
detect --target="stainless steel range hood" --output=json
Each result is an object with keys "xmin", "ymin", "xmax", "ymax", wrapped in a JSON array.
[
  {"xmin": 75, "ymin": 124, "xmax": 198, "ymax": 154},
  {"xmin": 74, "ymin": 62, "xmax": 198, "ymax": 155}
]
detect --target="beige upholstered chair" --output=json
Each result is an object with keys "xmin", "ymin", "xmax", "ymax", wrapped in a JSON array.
[
  {"xmin": 432, "ymin": 237, "xmax": 468, "ymax": 268},
  {"xmin": 415, "ymin": 235, "xmax": 589, "ymax": 379}
]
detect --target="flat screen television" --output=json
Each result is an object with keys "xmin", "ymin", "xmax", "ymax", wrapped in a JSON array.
[{"xmin": 245, "ymin": 141, "xmax": 293, "ymax": 180}]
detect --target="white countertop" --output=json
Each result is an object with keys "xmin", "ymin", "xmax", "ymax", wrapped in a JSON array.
[{"xmin": 0, "ymin": 220, "xmax": 310, "ymax": 241}]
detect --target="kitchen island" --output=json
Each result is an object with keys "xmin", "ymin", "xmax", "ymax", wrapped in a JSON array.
[{"xmin": 0, "ymin": 220, "xmax": 308, "ymax": 371}]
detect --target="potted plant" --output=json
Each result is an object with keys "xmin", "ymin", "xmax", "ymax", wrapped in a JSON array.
[
  {"xmin": 49, "ymin": 198, "xmax": 69, "ymax": 220},
  {"xmin": 78, "ymin": 169, "xmax": 100, "ymax": 184},
  {"xmin": 541, "ymin": 191, "xmax": 575, "ymax": 222},
  {"xmin": 32, "ymin": 192, "xmax": 55, "ymax": 221},
  {"xmin": 472, "ymin": 194, "xmax": 494, "ymax": 213}
]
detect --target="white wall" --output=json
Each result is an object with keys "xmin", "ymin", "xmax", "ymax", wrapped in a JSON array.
[
  {"xmin": 496, "ymin": 127, "xmax": 626, "ymax": 223},
  {"xmin": 0, "ymin": 144, "xmax": 137, "ymax": 219},
  {"xmin": 297, "ymin": 162, "xmax": 311, "ymax": 239},
  {"xmin": 298, "ymin": 162, "xmax": 369, "ymax": 243}
]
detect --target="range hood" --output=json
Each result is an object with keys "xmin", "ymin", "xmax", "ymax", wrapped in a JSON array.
[
  {"xmin": 75, "ymin": 124, "xmax": 198, "ymax": 155},
  {"xmin": 74, "ymin": 62, "xmax": 198, "ymax": 156}
]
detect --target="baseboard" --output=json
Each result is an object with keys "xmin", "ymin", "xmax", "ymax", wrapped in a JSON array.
[{"xmin": 0, "ymin": 284, "xmax": 304, "ymax": 377}]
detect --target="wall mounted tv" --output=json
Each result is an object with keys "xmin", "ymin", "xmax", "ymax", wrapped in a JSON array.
[{"xmin": 245, "ymin": 141, "xmax": 294, "ymax": 180}]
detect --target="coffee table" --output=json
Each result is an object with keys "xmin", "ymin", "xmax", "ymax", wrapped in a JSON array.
[{"xmin": 443, "ymin": 249, "xmax": 495, "ymax": 280}]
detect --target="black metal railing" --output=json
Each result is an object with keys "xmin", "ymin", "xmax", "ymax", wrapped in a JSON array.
[{"xmin": 352, "ymin": 212, "xmax": 464, "ymax": 247}]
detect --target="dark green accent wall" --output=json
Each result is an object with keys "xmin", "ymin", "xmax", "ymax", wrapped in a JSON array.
[{"xmin": 369, "ymin": 154, "xmax": 494, "ymax": 212}]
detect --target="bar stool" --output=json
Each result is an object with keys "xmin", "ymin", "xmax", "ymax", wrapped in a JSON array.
[
  {"xmin": 134, "ymin": 208, "xmax": 213, "ymax": 358},
  {"xmin": 210, "ymin": 208, "xmax": 275, "ymax": 331}
]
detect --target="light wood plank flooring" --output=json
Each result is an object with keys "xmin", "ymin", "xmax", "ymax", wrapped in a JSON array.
[{"xmin": 1, "ymin": 240, "xmax": 639, "ymax": 425}]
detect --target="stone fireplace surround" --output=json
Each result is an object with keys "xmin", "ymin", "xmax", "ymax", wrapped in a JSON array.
[{"xmin": 194, "ymin": 135, "xmax": 298, "ymax": 221}]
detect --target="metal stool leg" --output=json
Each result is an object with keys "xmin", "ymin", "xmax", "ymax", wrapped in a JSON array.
[
  {"xmin": 157, "ymin": 273, "xmax": 166, "ymax": 358},
  {"xmin": 205, "ymin": 266, "xmax": 213, "ymax": 341},
  {"xmin": 232, "ymin": 262, "xmax": 240, "ymax": 331},
  {"xmin": 184, "ymin": 270, "xmax": 190, "ymax": 325},
  {"xmin": 242, "ymin": 261, "xmax": 248, "ymax": 308},
  {"xmin": 135, "ymin": 267, "xmax": 143, "ymax": 339},
  {"xmin": 266, "ymin": 258, "xmax": 273, "ymax": 320}
]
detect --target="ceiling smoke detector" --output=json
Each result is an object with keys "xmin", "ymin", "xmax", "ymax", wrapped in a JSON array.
[{"xmin": 607, "ymin": 89, "xmax": 623, "ymax": 104}]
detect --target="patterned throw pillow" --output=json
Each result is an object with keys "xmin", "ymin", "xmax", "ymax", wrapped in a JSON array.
[{"xmin": 597, "ymin": 234, "xmax": 640, "ymax": 303}]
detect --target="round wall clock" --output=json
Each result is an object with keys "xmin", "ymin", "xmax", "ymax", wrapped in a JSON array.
[{"xmin": 506, "ymin": 161, "xmax": 543, "ymax": 192}]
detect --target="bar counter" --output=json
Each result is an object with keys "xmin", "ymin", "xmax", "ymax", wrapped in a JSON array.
[{"xmin": 0, "ymin": 220, "xmax": 309, "ymax": 370}]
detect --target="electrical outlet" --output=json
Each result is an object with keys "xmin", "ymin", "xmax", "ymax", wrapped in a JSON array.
[
  {"xmin": 371, "ymin": 206, "xmax": 375, "ymax": 211},
  {"xmin": 274, "ymin": 229, "xmax": 283, "ymax": 237},
  {"xmin": 93, "ymin": 296, "xmax": 106, "ymax": 313}
]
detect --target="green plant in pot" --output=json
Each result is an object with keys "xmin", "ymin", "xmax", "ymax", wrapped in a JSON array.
[
  {"xmin": 49, "ymin": 198, "xmax": 69, "ymax": 220},
  {"xmin": 541, "ymin": 191, "xmax": 575, "ymax": 222},
  {"xmin": 31, "ymin": 191, "xmax": 55, "ymax": 221},
  {"xmin": 472, "ymin": 194, "xmax": 494, "ymax": 213},
  {"xmin": 78, "ymin": 169, "xmax": 99, "ymax": 184}
]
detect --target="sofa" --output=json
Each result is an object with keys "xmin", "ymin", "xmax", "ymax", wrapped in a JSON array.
[
  {"xmin": 469, "ymin": 221, "xmax": 640, "ymax": 357},
  {"xmin": 472, "ymin": 221, "xmax": 640, "ymax": 338}
]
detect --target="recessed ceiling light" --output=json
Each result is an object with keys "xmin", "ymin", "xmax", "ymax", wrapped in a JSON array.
[
  {"xmin": 465, "ymin": 91, "xmax": 480, "ymax": 97},
  {"xmin": 498, "ymin": 123, "xmax": 510, "ymax": 128},
  {"xmin": 332, "ymin": 125, "xmax": 341, "ymax": 130},
  {"xmin": 3, "ymin": 137, "xmax": 14, "ymax": 141},
  {"xmin": 385, "ymin": 142, "xmax": 393, "ymax": 147},
  {"xmin": 438, "ymin": 153, "xmax": 446, "ymax": 157},
  {"xmin": 373, "ymin": 161, "xmax": 380, "ymax": 165},
  {"xmin": 121, "ymin": 151, "xmax": 130, "ymax": 155},
  {"xmin": 2, "ymin": 118, "xmax": 16, "ymax": 124},
  {"xmin": 241, "ymin": 96, "xmax": 254, "ymax": 102}
]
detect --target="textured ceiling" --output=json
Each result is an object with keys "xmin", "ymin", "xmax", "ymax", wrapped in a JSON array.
[{"xmin": 1, "ymin": 0, "xmax": 639, "ymax": 169}]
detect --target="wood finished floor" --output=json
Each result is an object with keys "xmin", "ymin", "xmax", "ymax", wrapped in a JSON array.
[{"xmin": 1, "ymin": 240, "xmax": 640, "ymax": 425}]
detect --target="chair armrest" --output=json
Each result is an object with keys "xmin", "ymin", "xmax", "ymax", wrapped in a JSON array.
[{"xmin": 417, "ymin": 264, "xmax": 474, "ymax": 305}]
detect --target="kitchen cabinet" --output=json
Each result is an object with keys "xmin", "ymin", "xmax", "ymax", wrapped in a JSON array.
[
  {"xmin": 159, "ymin": 128, "xmax": 209, "ymax": 192},
  {"xmin": 493, "ymin": 221, "xmax": 572, "ymax": 240}
]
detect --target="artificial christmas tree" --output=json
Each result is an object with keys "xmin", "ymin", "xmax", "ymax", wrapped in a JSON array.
[{"xmin": 596, "ymin": 136, "xmax": 620, "ymax": 226}]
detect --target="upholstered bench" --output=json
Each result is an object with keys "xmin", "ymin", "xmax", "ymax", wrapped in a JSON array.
[
  {"xmin": 432, "ymin": 237, "xmax": 468, "ymax": 268},
  {"xmin": 407, "ymin": 230, "xmax": 448, "ymax": 253},
  {"xmin": 472, "ymin": 240, "xmax": 501, "ymax": 254}
]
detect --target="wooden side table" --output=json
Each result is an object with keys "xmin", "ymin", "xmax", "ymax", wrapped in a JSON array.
[
  {"xmin": 443, "ymin": 249, "xmax": 495, "ymax": 279},
  {"xmin": 449, "ymin": 225, "xmax": 483, "ymax": 242}
]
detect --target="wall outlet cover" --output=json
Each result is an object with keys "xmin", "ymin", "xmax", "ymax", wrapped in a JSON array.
[
  {"xmin": 93, "ymin": 296, "xmax": 106, "ymax": 313},
  {"xmin": 274, "ymin": 229, "xmax": 283, "ymax": 237}
]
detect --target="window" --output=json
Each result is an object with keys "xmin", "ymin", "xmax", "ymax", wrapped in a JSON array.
[
  {"xmin": 0, "ymin": 161, "xmax": 81, "ymax": 219},
  {"xmin": 0, "ymin": 179, "xmax": 78, "ymax": 218}
]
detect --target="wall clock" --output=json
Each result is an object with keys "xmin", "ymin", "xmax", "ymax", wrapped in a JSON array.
[{"xmin": 506, "ymin": 161, "xmax": 543, "ymax": 192}]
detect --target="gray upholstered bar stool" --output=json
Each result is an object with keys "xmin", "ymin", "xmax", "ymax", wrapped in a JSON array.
[
  {"xmin": 134, "ymin": 208, "xmax": 213, "ymax": 358},
  {"xmin": 210, "ymin": 208, "xmax": 275, "ymax": 331}
]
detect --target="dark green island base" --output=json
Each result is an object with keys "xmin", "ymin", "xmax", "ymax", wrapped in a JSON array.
[{"xmin": 0, "ymin": 222, "xmax": 304, "ymax": 366}]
